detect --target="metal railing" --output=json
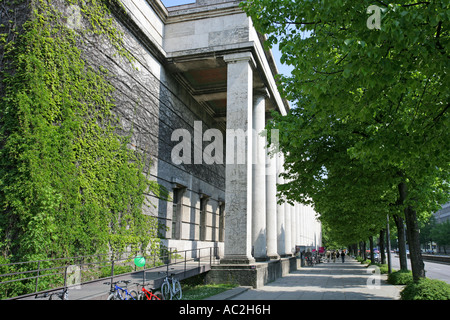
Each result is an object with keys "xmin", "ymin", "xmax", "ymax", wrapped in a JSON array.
[{"xmin": 1, "ymin": 246, "xmax": 219, "ymax": 300}]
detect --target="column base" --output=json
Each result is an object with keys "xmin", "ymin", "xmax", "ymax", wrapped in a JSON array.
[
  {"xmin": 207, "ymin": 256, "xmax": 298, "ymax": 289},
  {"xmin": 220, "ymin": 255, "xmax": 255, "ymax": 265},
  {"xmin": 254, "ymin": 255, "xmax": 270, "ymax": 262},
  {"xmin": 268, "ymin": 253, "xmax": 280, "ymax": 260}
]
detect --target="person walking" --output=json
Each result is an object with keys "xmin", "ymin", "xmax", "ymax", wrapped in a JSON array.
[
  {"xmin": 332, "ymin": 251, "xmax": 336, "ymax": 263},
  {"xmin": 341, "ymin": 250, "xmax": 345, "ymax": 263}
]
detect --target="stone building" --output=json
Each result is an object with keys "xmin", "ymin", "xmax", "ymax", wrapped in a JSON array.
[
  {"xmin": 128, "ymin": 0, "xmax": 322, "ymax": 264},
  {"xmin": 3, "ymin": 0, "xmax": 322, "ymax": 284}
]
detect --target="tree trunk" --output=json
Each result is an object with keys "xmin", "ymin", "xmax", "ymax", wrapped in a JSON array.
[
  {"xmin": 369, "ymin": 236, "xmax": 374, "ymax": 263},
  {"xmin": 360, "ymin": 241, "xmax": 366, "ymax": 260},
  {"xmin": 398, "ymin": 182, "xmax": 425, "ymax": 281},
  {"xmin": 393, "ymin": 214, "xmax": 408, "ymax": 271},
  {"xmin": 379, "ymin": 229, "xmax": 386, "ymax": 264}
]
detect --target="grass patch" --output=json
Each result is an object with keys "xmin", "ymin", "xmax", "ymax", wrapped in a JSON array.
[
  {"xmin": 181, "ymin": 283, "xmax": 238, "ymax": 300},
  {"xmin": 179, "ymin": 273, "xmax": 238, "ymax": 300}
]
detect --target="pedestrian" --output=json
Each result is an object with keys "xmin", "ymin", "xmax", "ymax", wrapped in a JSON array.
[
  {"xmin": 341, "ymin": 250, "xmax": 345, "ymax": 263},
  {"xmin": 332, "ymin": 251, "xmax": 336, "ymax": 263}
]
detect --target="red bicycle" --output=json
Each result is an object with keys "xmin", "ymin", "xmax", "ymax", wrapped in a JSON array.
[{"xmin": 134, "ymin": 283, "xmax": 164, "ymax": 300}]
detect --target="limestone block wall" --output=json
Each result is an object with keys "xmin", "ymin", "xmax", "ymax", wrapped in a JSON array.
[
  {"xmin": 67, "ymin": 0, "xmax": 226, "ymax": 252},
  {"xmin": 164, "ymin": 3, "xmax": 255, "ymax": 54}
]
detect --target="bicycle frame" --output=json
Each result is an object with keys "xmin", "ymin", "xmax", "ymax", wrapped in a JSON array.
[
  {"xmin": 104, "ymin": 281, "xmax": 136, "ymax": 300},
  {"xmin": 162, "ymin": 274, "xmax": 182, "ymax": 300},
  {"xmin": 142, "ymin": 287, "xmax": 161, "ymax": 300},
  {"xmin": 113, "ymin": 284, "xmax": 136, "ymax": 300}
]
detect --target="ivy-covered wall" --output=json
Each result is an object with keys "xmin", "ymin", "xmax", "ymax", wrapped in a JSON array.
[
  {"xmin": 0, "ymin": 0, "xmax": 163, "ymax": 262},
  {"xmin": 0, "ymin": 0, "xmax": 227, "ymax": 273}
]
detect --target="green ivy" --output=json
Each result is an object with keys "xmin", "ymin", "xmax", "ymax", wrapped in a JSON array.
[{"xmin": 0, "ymin": 0, "xmax": 162, "ymax": 263}]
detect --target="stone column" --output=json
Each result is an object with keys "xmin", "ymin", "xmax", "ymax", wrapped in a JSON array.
[
  {"xmin": 276, "ymin": 153, "xmax": 286, "ymax": 256},
  {"xmin": 297, "ymin": 204, "xmax": 302, "ymax": 246},
  {"xmin": 252, "ymin": 90, "xmax": 268, "ymax": 261},
  {"xmin": 284, "ymin": 202, "xmax": 292, "ymax": 256},
  {"xmin": 221, "ymin": 52, "xmax": 255, "ymax": 264},
  {"xmin": 291, "ymin": 203, "xmax": 297, "ymax": 253},
  {"xmin": 266, "ymin": 148, "xmax": 279, "ymax": 259}
]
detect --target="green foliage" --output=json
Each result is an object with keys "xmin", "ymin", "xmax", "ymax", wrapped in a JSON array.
[
  {"xmin": 401, "ymin": 278, "xmax": 450, "ymax": 300},
  {"xmin": 241, "ymin": 0, "xmax": 450, "ymax": 248},
  {"xmin": 432, "ymin": 220, "xmax": 450, "ymax": 249},
  {"xmin": 180, "ymin": 274, "xmax": 238, "ymax": 300},
  {"xmin": 181, "ymin": 283, "xmax": 238, "ymax": 300},
  {"xmin": 0, "ymin": 0, "xmax": 161, "ymax": 265},
  {"xmin": 377, "ymin": 264, "xmax": 390, "ymax": 274},
  {"xmin": 388, "ymin": 270, "xmax": 413, "ymax": 285}
]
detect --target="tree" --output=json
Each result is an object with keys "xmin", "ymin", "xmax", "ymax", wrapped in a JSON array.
[
  {"xmin": 419, "ymin": 215, "xmax": 437, "ymax": 250},
  {"xmin": 242, "ymin": 0, "xmax": 450, "ymax": 281},
  {"xmin": 433, "ymin": 220, "xmax": 450, "ymax": 253}
]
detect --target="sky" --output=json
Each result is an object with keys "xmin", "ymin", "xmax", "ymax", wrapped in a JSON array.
[{"xmin": 161, "ymin": 0, "xmax": 196, "ymax": 6}]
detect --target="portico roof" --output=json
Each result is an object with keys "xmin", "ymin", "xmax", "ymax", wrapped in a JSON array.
[{"xmin": 152, "ymin": 0, "xmax": 290, "ymax": 128}]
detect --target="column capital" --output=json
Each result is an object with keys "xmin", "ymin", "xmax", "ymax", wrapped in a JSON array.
[
  {"xmin": 254, "ymin": 87, "xmax": 270, "ymax": 100},
  {"xmin": 223, "ymin": 52, "xmax": 256, "ymax": 69}
]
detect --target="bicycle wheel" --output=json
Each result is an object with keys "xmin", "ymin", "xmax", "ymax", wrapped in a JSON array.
[
  {"xmin": 172, "ymin": 279, "xmax": 182, "ymax": 300},
  {"xmin": 153, "ymin": 291, "xmax": 163, "ymax": 300},
  {"xmin": 107, "ymin": 292, "xmax": 116, "ymax": 300},
  {"xmin": 161, "ymin": 281, "xmax": 171, "ymax": 300},
  {"xmin": 128, "ymin": 290, "xmax": 138, "ymax": 300}
]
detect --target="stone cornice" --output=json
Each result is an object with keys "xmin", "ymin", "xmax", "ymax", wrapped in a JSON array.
[{"xmin": 165, "ymin": 1, "xmax": 243, "ymax": 24}]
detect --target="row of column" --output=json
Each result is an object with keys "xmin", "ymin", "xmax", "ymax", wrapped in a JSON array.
[{"xmin": 221, "ymin": 51, "xmax": 321, "ymax": 264}]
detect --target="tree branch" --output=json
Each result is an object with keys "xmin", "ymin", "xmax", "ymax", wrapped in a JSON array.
[{"xmin": 402, "ymin": 2, "xmax": 430, "ymax": 7}]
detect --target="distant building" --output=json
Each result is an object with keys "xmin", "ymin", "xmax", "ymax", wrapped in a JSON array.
[{"xmin": 434, "ymin": 202, "xmax": 450, "ymax": 224}]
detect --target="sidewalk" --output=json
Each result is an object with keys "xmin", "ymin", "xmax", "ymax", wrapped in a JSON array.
[{"xmin": 209, "ymin": 257, "xmax": 404, "ymax": 300}]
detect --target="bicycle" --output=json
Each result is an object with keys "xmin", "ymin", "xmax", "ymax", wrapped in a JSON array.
[
  {"xmin": 35, "ymin": 287, "xmax": 69, "ymax": 300},
  {"xmin": 161, "ymin": 273, "xmax": 182, "ymax": 300},
  {"xmin": 104, "ymin": 280, "xmax": 138, "ymax": 300},
  {"xmin": 134, "ymin": 282, "xmax": 164, "ymax": 300},
  {"xmin": 305, "ymin": 256, "xmax": 315, "ymax": 267}
]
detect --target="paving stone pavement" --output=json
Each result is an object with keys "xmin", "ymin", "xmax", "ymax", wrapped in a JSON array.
[{"xmin": 225, "ymin": 257, "xmax": 403, "ymax": 300}]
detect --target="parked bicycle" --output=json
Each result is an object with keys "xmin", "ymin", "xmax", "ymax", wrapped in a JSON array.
[
  {"xmin": 104, "ymin": 280, "xmax": 138, "ymax": 300},
  {"xmin": 35, "ymin": 287, "xmax": 69, "ymax": 300},
  {"xmin": 305, "ymin": 256, "xmax": 316, "ymax": 267},
  {"xmin": 161, "ymin": 273, "xmax": 182, "ymax": 300},
  {"xmin": 134, "ymin": 282, "xmax": 163, "ymax": 300}
]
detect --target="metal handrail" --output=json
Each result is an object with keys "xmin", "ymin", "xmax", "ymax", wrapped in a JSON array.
[{"xmin": 1, "ymin": 246, "xmax": 219, "ymax": 299}]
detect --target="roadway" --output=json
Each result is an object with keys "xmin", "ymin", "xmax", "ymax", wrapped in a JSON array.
[{"xmin": 389, "ymin": 255, "xmax": 450, "ymax": 284}]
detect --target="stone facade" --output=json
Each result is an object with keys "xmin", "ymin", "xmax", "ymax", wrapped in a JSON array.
[
  {"xmin": 109, "ymin": 0, "xmax": 322, "ymax": 261},
  {"xmin": 24, "ymin": 0, "xmax": 322, "ymax": 264}
]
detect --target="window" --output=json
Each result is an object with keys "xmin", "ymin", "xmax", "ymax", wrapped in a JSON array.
[
  {"xmin": 199, "ymin": 196, "xmax": 208, "ymax": 241},
  {"xmin": 171, "ymin": 188, "xmax": 184, "ymax": 239},
  {"xmin": 219, "ymin": 202, "xmax": 225, "ymax": 242}
]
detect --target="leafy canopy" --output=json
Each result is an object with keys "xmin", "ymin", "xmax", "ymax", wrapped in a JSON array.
[{"xmin": 242, "ymin": 0, "xmax": 450, "ymax": 243}]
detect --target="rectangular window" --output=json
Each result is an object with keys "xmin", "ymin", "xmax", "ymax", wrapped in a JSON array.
[
  {"xmin": 200, "ymin": 196, "xmax": 208, "ymax": 241},
  {"xmin": 172, "ymin": 188, "xmax": 183, "ymax": 240},
  {"xmin": 219, "ymin": 203, "xmax": 225, "ymax": 242}
]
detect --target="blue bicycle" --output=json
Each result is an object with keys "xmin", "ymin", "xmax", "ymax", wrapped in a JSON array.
[{"xmin": 104, "ymin": 280, "xmax": 138, "ymax": 300}]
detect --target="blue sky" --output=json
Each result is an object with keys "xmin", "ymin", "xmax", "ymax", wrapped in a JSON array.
[{"xmin": 161, "ymin": 0, "xmax": 195, "ymax": 6}]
